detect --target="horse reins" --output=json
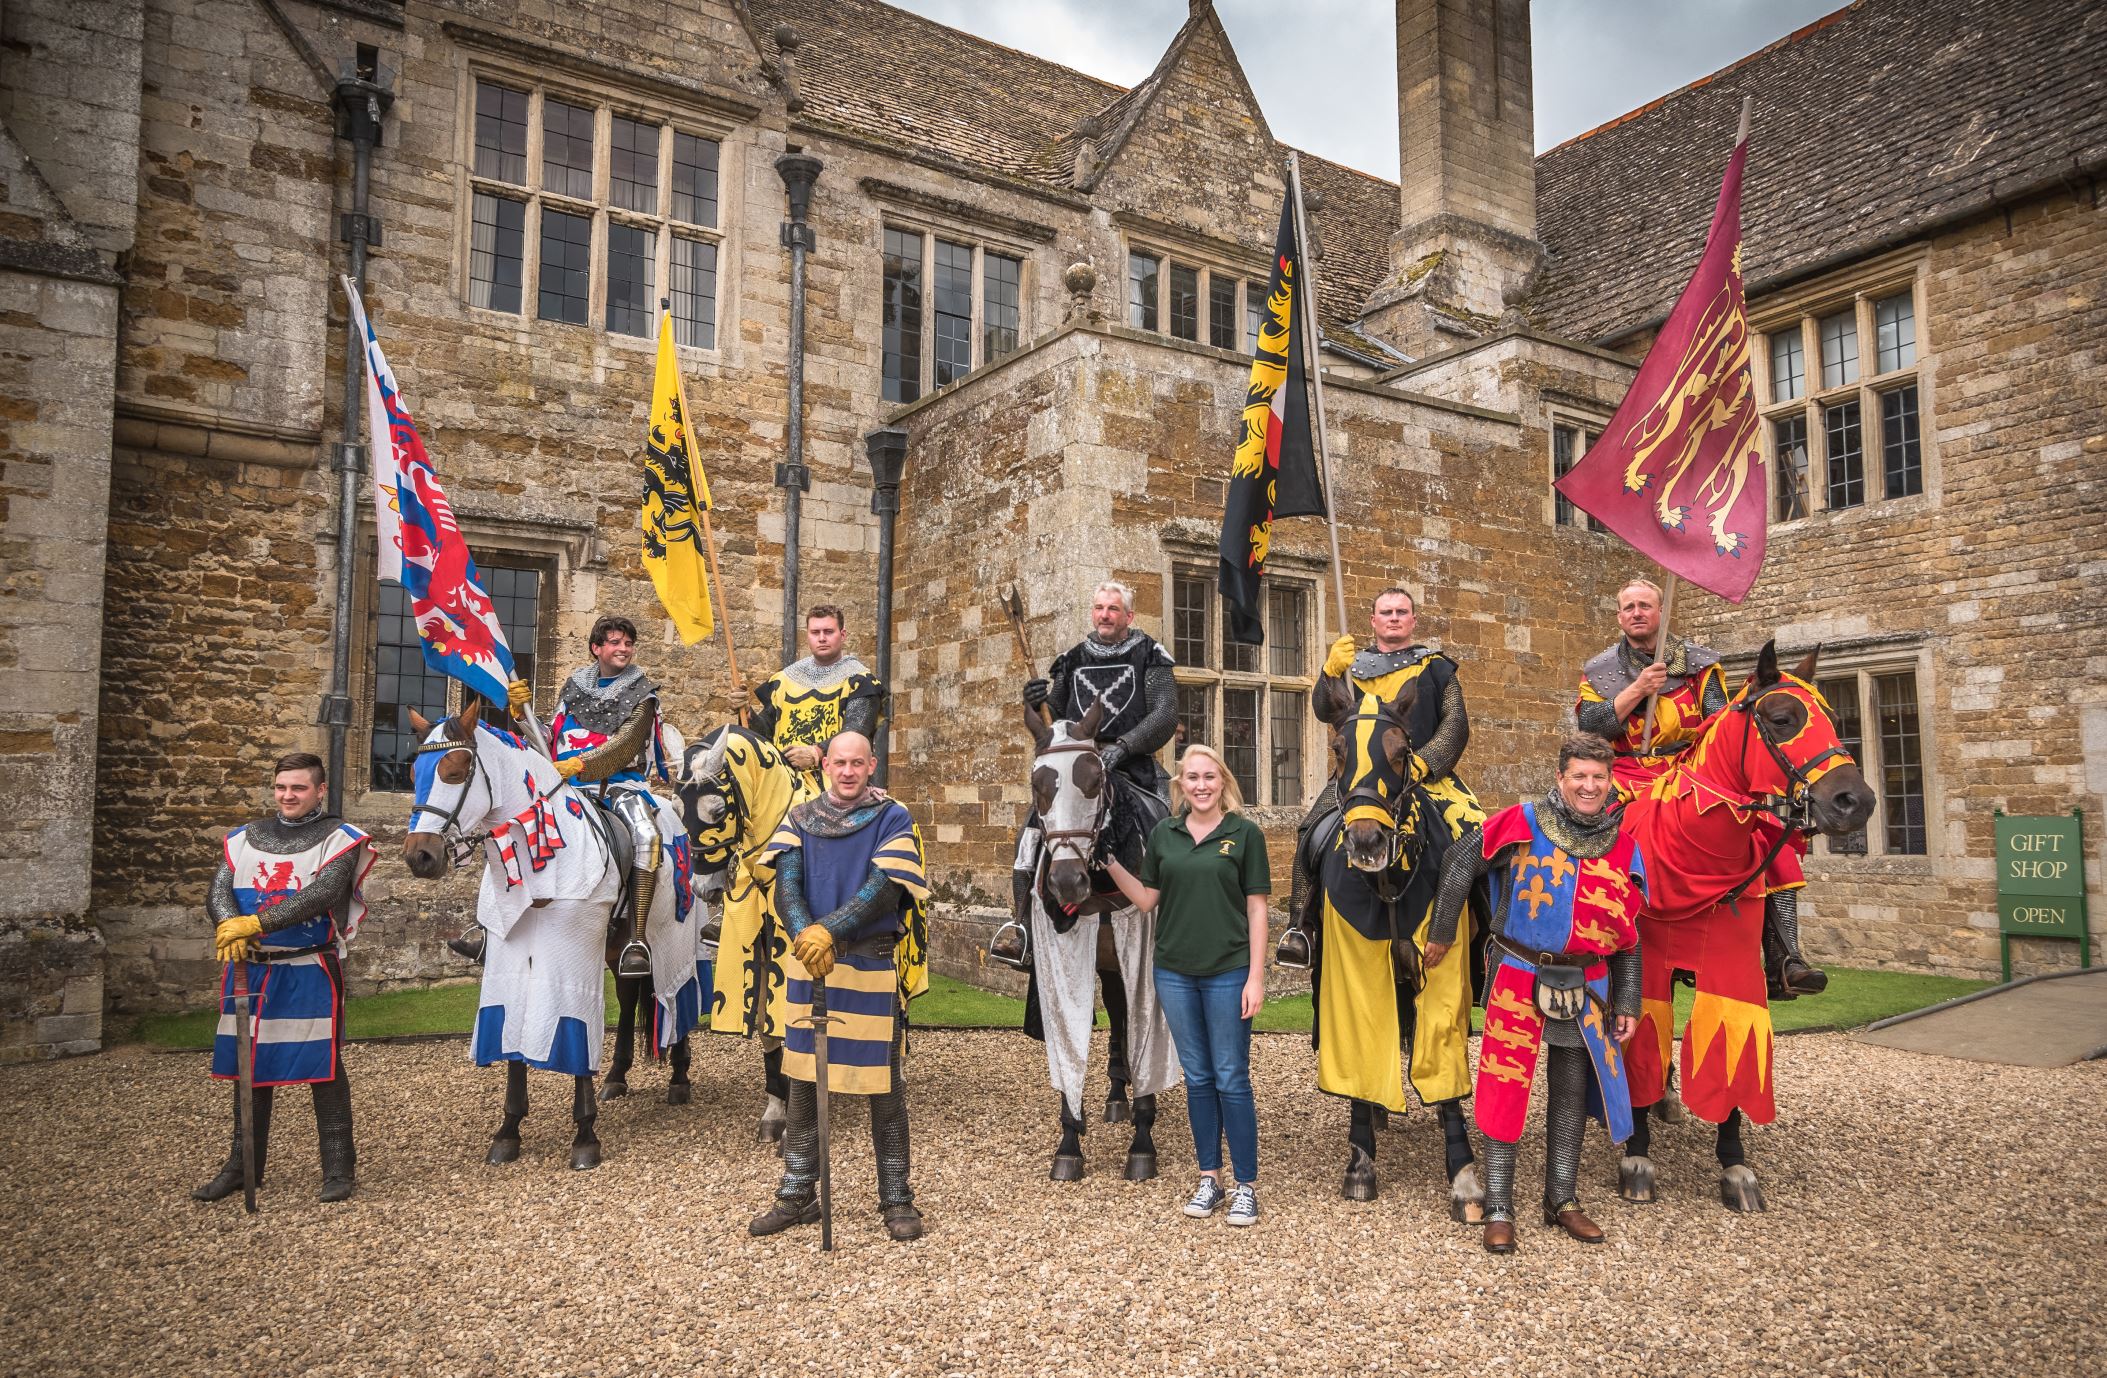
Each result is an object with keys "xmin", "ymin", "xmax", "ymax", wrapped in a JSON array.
[
  {"xmin": 1717, "ymin": 684, "xmax": 1851, "ymax": 908},
  {"xmin": 1034, "ymin": 737, "xmax": 1113, "ymax": 870}
]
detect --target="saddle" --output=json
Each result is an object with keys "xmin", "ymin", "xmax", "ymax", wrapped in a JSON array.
[{"xmin": 584, "ymin": 801, "xmax": 641, "ymax": 933}]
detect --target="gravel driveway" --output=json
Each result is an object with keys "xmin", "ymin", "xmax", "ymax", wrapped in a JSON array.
[{"xmin": 2, "ymin": 1030, "xmax": 2098, "ymax": 1377}]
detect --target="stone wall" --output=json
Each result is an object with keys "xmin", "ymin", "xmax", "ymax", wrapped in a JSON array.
[
  {"xmin": 1677, "ymin": 190, "xmax": 2107, "ymax": 977},
  {"xmin": 886, "ymin": 324, "xmax": 1633, "ymax": 953}
]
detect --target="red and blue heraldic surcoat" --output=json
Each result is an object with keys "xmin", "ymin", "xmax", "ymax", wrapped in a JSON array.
[
  {"xmin": 212, "ymin": 822, "xmax": 376, "ymax": 1086},
  {"xmin": 1475, "ymin": 803, "xmax": 1646, "ymax": 1145}
]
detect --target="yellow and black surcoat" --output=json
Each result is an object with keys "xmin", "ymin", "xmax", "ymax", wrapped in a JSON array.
[
  {"xmin": 750, "ymin": 655, "xmax": 885, "ymax": 797},
  {"xmin": 1318, "ymin": 645, "xmax": 1485, "ymax": 841}
]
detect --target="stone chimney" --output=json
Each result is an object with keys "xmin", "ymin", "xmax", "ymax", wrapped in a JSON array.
[{"xmin": 1361, "ymin": 0, "xmax": 1545, "ymax": 354}]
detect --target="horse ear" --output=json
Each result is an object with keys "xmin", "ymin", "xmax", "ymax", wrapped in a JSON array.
[
  {"xmin": 1074, "ymin": 695, "xmax": 1109, "ymax": 743},
  {"xmin": 407, "ymin": 708, "xmax": 433, "ymax": 735},
  {"xmin": 1314, "ymin": 672, "xmax": 1355, "ymax": 726},
  {"xmin": 1024, "ymin": 701, "xmax": 1053, "ymax": 753},
  {"xmin": 1792, "ymin": 642, "xmax": 1822, "ymax": 683},
  {"xmin": 458, "ymin": 696, "xmax": 483, "ymax": 738},
  {"xmin": 1754, "ymin": 638, "xmax": 1781, "ymax": 687}
]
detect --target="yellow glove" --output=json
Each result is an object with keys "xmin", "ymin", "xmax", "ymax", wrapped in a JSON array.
[
  {"xmin": 792, "ymin": 924, "xmax": 836, "ymax": 980},
  {"xmin": 1324, "ymin": 634, "xmax": 1358, "ymax": 677},
  {"xmin": 554, "ymin": 756, "xmax": 585, "ymax": 780},
  {"xmin": 214, "ymin": 915, "xmax": 263, "ymax": 963},
  {"xmin": 507, "ymin": 679, "xmax": 533, "ymax": 711}
]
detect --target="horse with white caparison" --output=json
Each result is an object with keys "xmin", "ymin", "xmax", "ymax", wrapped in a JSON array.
[{"xmin": 402, "ymin": 699, "xmax": 705, "ymax": 1168}]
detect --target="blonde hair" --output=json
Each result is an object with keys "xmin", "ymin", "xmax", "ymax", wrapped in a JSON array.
[
  {"xmin": 1618, "ymin": 577, "xmax": 1663, "ymax": 604},
  {"xmin": 1171, "ymin": 743, "xmax": 1246, "ymax": 816}
]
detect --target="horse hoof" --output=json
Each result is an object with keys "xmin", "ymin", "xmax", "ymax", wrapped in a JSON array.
[
  {"xmin": 1342, "ymin": 1146, "xmax": 1378, "ymax": 1201},
  {"xmin": 666, "ymin": 1083, "xmax": 691, "ymax": 1106},
  {"xmin": 1370, "ymin": 1106, "xmax": 1391, "ymax": 1132},
  {"xmin": 570, "ymin": 1140, "xmax": 602, "ymax": 1171},
  {"xmin": 1618, "ymin": 1155, "xmax": 1657, "ymax": 1204},
  {"xmin": 487, "ymin": 1137, "xmax": 521, "ymax": 1166},
  {"xmin": 1122, "ymin": 1152, "xmax": 1157, "ymax": 1183},
  {"xmin": 1102, "ymin": 1097, "xmax": 1130, "ymax": 1124},
  {"xmin": 1449, "ymin": 1163, "xmax": 1486, "ymax": 1224},
  {"xmin": 1654, "ymin": 1091, "xmax": 1687, "ymax": 1124},
  {"xmin": 1049, "ymin": 1154, "xmax": 1085, "ymax": 1183},
  {"xmin": 599, "ymin": 1079, "xmax": 629, "ymax": 1102},
  {"xmin": 1719, "ymin": 1164, "xmax": 1766, "ymax": 1213}
]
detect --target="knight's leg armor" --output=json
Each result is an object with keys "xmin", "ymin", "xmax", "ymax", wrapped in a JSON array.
[
  {"xmin": 1542, "ymin": 1044, "xmax": 1589, "ymax": 1214},
  {"xmin": 313, "ymin": 1064, "xmax": 356, "ymax": 1203},
  {"xmin": 872, "ymin": 1025, "xmax": 920, "ymax": 1239},
  {"xmin": 776, "ymin": 1079, "xmax": 819, "ymax": 1203},
  {"xmin": 1764, "ymin": 889, "xmax": 1826, "ymax": 997},
  {"xmin": 612, "ymin": 788, "xmax": 660, "ymax": 979},
  {"xmin": 1281, "ymin": 780, "xmax": 1337, "ymax": 969},
  {"xmin": 193, "ymin": 1083, "xmax": 275, "ymax": 1201},
  {"xmin": 1480, "ymin": 1134, "xmax": 1516, "ymax": 1223}
]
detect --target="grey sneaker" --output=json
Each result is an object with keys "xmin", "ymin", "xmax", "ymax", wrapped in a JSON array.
[
  {"xmin": 1226, "ymin": 1183, "xmax": 1259, "ymax": 1227},
  {"xmin": 1182, "ymin": 1177, "xmax": 1226, "ymax": 1218}
]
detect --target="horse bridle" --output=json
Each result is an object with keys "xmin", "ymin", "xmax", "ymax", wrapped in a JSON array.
[
  {"xmin": 410, "ymin": 734, "xmax": 498, "ymax": 868},
  {"xmin": 1734, "ymin": 683, "xmax": 1850, "ymax": 832},
  {"xmin": 1334, "ymin": 704, "xmax": 1424, "ymax": 898},
  {"xmin": 1035, "ymin": 737, "xmax": 1113, "ymax": 874}
]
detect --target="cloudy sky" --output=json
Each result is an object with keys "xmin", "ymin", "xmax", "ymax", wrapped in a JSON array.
[{"xmin": 888, "ymin": 0, "xmax": 1844, "ymax": 175}]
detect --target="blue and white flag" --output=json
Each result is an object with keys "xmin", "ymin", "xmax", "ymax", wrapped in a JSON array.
[{"xmin": 344, "ymin": 278, "xmax": 516, "ymax": 706}]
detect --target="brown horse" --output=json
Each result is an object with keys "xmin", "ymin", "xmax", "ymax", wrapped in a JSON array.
[{"xmin": 1618, "ymin": 640, "xmax": 1873, "ymax": 1211}]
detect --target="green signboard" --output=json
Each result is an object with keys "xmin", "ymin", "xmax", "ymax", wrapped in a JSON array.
[{"xmin": 1994, "ymin": 810, "xmax": 2091, "ymax": 980}]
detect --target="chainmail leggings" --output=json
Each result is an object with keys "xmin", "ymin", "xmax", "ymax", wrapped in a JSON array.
[
  {"xmin": 1768, "ymin": 887, "xmax": 1800, "ymax": 952},
  {"xmin": 1479, "ymin": 1044, "xmax": 1591, "ymax": 1220},
  {"xmin": 777, "ymin": 1022, "xmax": 913, "ymax": 1210}
]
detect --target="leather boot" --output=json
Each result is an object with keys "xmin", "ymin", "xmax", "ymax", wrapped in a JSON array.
[
  {"xmin": 1544, "ymin": 1200, "xmax": 1606, "ymax": 1243},
  {"xmin": 447, "ymin": 926, "xmax": 486, "ymax": 962},
  {"xmin": 314, "ymin": 1069, "xmax": 356, "ymax": 1203},
  {"xmin": 883, "ymin": 1203, "xmax": 924, "ymax": 1241},
  {"xmin": 748, "ymin": 1195, "xmax": 820, "ymax": 1236},
  {"xmin": 1483, "ymin": 1219, "xmax": 1516, "ymax": 1255},
  {"xmin": 193, "ymin": 1085, "xmax": 273, "ymax": 1201}
]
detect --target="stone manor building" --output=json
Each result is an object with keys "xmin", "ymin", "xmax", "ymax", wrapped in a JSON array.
[{"xmin": 2, "ymin": 0, "xmax": 2101, "ymax": 1057}]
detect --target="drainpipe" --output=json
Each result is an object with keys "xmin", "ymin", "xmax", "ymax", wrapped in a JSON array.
[
  {"xmin": 322, "ymin": 68, "xmax": 393, "ymax": 815},
  {"xmin": 775, "ymin": 152, "xmax": 822, "ymax": 663},
  {"xmin": 863, "ymin": 426, "xmax": 908, "ymax": 785}
]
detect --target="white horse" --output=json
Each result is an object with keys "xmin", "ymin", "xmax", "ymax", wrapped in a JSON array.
[{"xmin": 402, "ymin": 699, "xmax": 703, "ymax": 1169}]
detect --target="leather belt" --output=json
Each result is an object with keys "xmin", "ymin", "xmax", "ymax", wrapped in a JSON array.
[
  {"xmin": 1491, "ymin": 934, "xmax": 1590, "ymax": 969},
  {"xmin": 253, "ymin": 941, "xmax": 334, "ymax": 963}
]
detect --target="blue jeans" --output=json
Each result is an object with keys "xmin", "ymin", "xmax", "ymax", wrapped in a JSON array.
[{"xmin": 1154, "ymin": 965, "xmax": 1258, "ymax": 1184}]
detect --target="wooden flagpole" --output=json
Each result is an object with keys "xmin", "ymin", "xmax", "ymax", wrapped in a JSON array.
[
  {"xmin": 664, "ymin": 301, "xmax": 749, "ymax": 722},
  {"xmin": 1286, "ymin": 151, "xmax": 1350, "ymax": 638},
  {"xmin": 1638, "ymin": 99, "xmax": 1747, "ymax": 752}
]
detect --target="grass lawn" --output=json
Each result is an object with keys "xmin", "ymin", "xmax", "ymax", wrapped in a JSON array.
[{"xmin": 131, "ymin": 965, "xmax": 1990, "ymax": 1050}]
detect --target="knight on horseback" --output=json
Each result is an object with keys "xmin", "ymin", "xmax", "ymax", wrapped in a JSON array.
[
  {"xmin": 1284, "ymin": 586, "xmax": 1483, "ymax": 966},
  {"xmin": 1424, "ymin": 734, "xmax": 1645, "ymax": 1254},
  {"xmin": 749, "ymin": 603, "xmax": 885, "ymax": 800},
  {"xmin": 194, "ymin": 752, "xmax": 375, "ymax": 1204},
  {"xmin": 1576, "ymin": 578, "xmax": 1825, "ymax": 1000},
  {"xmin": 990, "ymin": 581, "xmax": 1177, "ymax": 970},
  {"xmin": 529, "ymin": 615, "xmax": 676, "ymax": 981}
]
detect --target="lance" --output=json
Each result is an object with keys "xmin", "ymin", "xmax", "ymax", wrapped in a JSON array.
[
  {"xmin": 230, "ymin": 956, "xmax": 259, "ymax": 1214},
  {"xmin": 793, "ymin": 986, "xmax": 842, "ymax": 1251}
]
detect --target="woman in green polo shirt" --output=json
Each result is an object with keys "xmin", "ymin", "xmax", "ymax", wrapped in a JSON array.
[{"xmin": 1105, "ymin": 743, "xmax": 1270, "ymax": 1227}]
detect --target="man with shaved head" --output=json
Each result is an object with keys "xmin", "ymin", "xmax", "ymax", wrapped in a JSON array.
[{"xmin": 750, "ymin": 732, "xmax": 932, "ymax": 1242}]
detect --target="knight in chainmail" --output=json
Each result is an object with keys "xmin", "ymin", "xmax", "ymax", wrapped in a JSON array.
[
  {"xmin": 539, "ymin": 614, "xmax": 670, "ymax": 979},
  {"xmin": 750, "ymin": 602, "xmax": 885, "ymax": 799},
  {"xmin": 1287, "ymin": 586, "xmax": 1484, "ymax": 951},
  {"xmin": 1424, "ymin": 734, "xmax": 1645, "ymax": 1255},
  {"xmin": 747, "ymin": 732, "xmax": 930, "ymax": 1243},
  {"xmin": 990, "ymin": 580, "xmax": 1177, "ymax": 969},
  {"xmin": 195, "ymin": 752, "xmax": 376, "ymax": 1204},
  {"xmin": 1575, "ymin": 577, "xmax": 1823, "ymax": 999}
]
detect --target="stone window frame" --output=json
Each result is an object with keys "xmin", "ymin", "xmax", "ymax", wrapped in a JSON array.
[
  {"xmin": 1162, "ymin": 547, "xmax": 1325, "ymax": 816},
  {"xmin": 1545, "ymin": 408, "xmax": 1610, "ymax": 534},
  {"xmin": 875, "ymin": 213, "xmax": 1034, "ymax": 402},
  {"xmin": 1123, "ymin": 239, "xmax": 1270, "ymax": 355},
  {"xmin": 350, "ymin": 516, "xmax": 597, "ymax": 802},
  {"xmin": 1750, "ymin": 252, "xmax": 1937, "ymax": 527},
  {"xmin": 453, "ymin": 63, "xmax": 738, "ymax": 356},
  {"xmin": 1728, "ymin": 638, "xmax": 1939, "ymax": 862}
]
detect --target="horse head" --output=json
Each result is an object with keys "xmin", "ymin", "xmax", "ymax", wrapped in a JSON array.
[
  {"xmin": 675, "ymin": 726, "xmax": 741, "ymax": 882},
  {"xmin": 402, "ymin": 697, "xmax": 502, "ymax": 880},
  {"xmin": 1026, "ymin": 696, "xmax": 1111, "ymax": 910},
  {"xmin": 1321, "ymin": 678, "xmax": 1422, "ymax": 874},
  {"xmin": 1726, "ymin": 640, "xmax": 1874, "ymax": 838}
]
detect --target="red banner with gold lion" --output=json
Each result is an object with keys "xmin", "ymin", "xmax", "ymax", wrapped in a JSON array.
[{"xmin": 1555, "ymin": 133, "xmax": 1765, "ymax": 603}]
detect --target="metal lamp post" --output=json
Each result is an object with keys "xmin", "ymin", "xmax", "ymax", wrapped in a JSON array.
[
  {"xmin": 775, "ymin": 151, "xmax": 822, "ymax": 663},
  {"xmin": 864, "ymin": 426, "xmax": 908, "ymax": 785}
]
